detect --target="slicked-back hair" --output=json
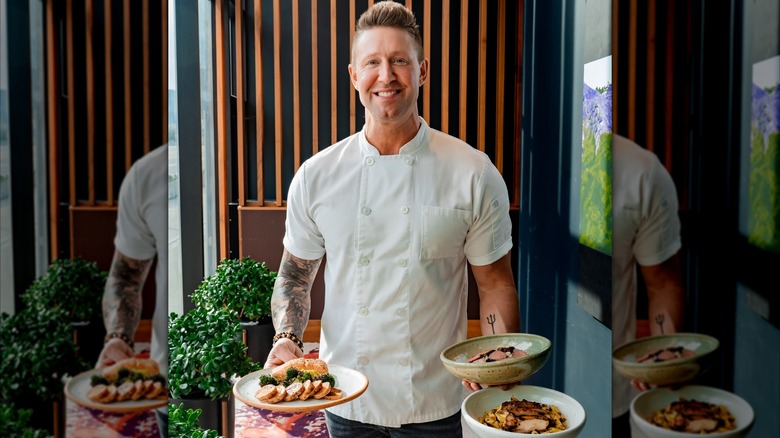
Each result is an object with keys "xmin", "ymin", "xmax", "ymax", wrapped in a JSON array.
[{"xmin": 352, "ymin": 1, "xmax": 424, "ymax": 63}]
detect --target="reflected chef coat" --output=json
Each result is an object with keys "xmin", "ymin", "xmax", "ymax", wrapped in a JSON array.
[
  {"xmin": 612, "ymin": 134, "xmax": 681, "ymax": 417},
  {"xmin": 283, "ymin": 118, "xmax": 513, "ymax": 427}
]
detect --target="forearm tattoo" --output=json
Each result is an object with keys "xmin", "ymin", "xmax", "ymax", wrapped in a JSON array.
[
  {"xmin": 102, "ymin": 252, "xmax": 153, "ymax": 339},
  {"xmin": 272, "ymin": 252, "xmax": 321, "ymax": 336}
]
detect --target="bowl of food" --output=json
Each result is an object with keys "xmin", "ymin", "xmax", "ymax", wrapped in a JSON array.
[
  {"xmin": 612, "ymin": 333, "xmax": 719, "ymax": 386},
  {"xmin": 440, "ymin": 333, "xmax": 551, "ymax": 386},
  {"xmin": 630, "ymin": 385, "xmax": 754, "ymax": 437},
  {"xmin": 462, "ymin": 385, "xmax": 586, "ymax": 437}
]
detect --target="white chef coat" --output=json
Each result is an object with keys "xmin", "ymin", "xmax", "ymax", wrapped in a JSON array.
[
  {"xmin": 114, "ymin": 144, "xmax": 168, "ymax": 377},
  {"xmin": 283, "ymin": 118, "xmax": 513, "ymax": 426},
  {"xmin": 612, "ymin": 134, "xmax": 681, "ymax": 417}
]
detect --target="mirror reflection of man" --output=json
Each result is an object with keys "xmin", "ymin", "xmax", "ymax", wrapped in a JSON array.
[{"xmin": 96, "ymin": 144, "xmax": 168, "ymax": 437}]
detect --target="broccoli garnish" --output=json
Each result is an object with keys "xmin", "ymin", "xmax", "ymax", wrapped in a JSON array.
[
  {"xmin": 90, "ymin": 375, "xmax": 109, "ymax": 386},
  {"xmin": 318, "ymin": 373, "xmax": 335, "ymax": 387},
  {"xmin": 258, "ymin": 374, "xmax": 278, "ymax": 386},
  {"xmin": 116, "ymin": 367, "xmax": 131, "ymax": 381},
  {"xmin": 296, "ymin": 371, "xmax": 315, "ymax": 382}
]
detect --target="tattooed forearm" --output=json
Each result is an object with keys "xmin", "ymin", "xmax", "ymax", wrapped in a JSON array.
[
  {"xmin": 102, "ymin": 250, "xmax": 153, "ymax": 339},
  {"xmin": 271, "ymin": 250, "xmax": 322, "ymax": 336}
]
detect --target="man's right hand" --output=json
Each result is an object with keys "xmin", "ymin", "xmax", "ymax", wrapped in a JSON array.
[
  {"xmin": 263, "ymin": 338, "xmax": 304, "ymax": 370},
  {"xmin": 96, "ymin": 337, "xmax": 135, "ymax": 369}
]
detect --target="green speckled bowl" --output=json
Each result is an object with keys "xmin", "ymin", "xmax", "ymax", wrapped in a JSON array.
[
  {"xmin": 440, "ymin": 333, "xmax": 551, "ymax": 386},
  {"xmin": 612, "ymin": 333, "xmax": 719, "ymax": 386}
]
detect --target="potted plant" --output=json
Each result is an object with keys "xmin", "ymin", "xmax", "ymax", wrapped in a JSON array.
[
  {"xmin": 20, "ymin": 257, "xmax": 108, "ymax": 364},
  {"xmin": 0, "ymin": 307, "xmax": 87, "ymax": 436},
  {"xmin": 168, "ymin": 307, "xmax": 260, "ymax": 434},
  {"xmin": 0, "ymin": 403, "xmax": 54, "ymax": 438},
  {"xmin": 168, "ymin": 403, "xmax": 222, "ymax": 438},
  {"xmin": 190, "ymin": 257, "xmax": 278, "ymax": 363}
]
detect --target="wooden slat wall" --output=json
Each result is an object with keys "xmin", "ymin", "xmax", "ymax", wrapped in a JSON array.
[
  {"xmin": 614, "ymin": 0, "xmax": 694, "ymax": 207},
  {"xmin": 45, "ymin": 0, "xmax": 166, "ymax": 259},
  {"xmin": 225, "ymin": 0, "xmax": 523, "ymax": 248}
]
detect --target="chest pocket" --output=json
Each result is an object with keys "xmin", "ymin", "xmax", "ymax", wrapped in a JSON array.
[{"xmin": 420, "ymin": 205, "xmax": 472, "ymax": 259}]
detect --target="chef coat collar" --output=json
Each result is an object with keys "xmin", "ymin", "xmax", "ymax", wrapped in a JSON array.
[{"xmin": 359, "ymin": 117, "xmax": 428, "ymax": 156}]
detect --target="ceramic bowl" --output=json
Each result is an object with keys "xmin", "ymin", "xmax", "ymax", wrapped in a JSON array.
[
  {"xmin": 462, "ymin": 385, "xmax": 586, "ymax": 437},
  {"xmin": 612, "ymin": 333, "xmax": 719, "ymax": 386},
  {"xmin": 630, "ymin": 385, "xmax": 754, "ymax": 437},
  {"xmin": 440, "ymin": 333, "xmax": 551, "ymax": 386}
]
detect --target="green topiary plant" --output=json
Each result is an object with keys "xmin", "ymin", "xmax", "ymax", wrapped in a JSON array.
[
  {"xmin": 21, "ymin": 257, "xmax": 107, "ymax": 323},
  {"xmin": 168, "ymin": 308, "xmax": 260, "ymax": 400},
  {"xmin": 168, "ymin": 403, "xmax": 223, "ymax": 438},
  {"xmin": 0, "ymin": 307, "xmax": 87, "ymax": 402},
  {"xmin": 190, "ymin": 257, "xmax": 277, "ymax": 322},
  {"xmin": 0, "ymin": 403, "xmax": 53, "ymax": 438}
]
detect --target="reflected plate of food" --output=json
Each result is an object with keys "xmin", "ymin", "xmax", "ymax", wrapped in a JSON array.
[
  {"xmin": 630, "ymin": 385, "xmax": 754, "ymax": 437},
  {"xmin": 612, "ymin": 333, "xmax": 719, "ymax": 386},
  {"xmin": 65, "ymin": 358, "xmax": 168, "ymax": 413},
  {"xmin": 233, "ymin": 358, "xmax": 368, "ymax": 413}
]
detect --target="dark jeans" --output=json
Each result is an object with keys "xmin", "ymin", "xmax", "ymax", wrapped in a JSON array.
[{"xmin": 325, "ymin": 410, "xmax": 462, "ymax": 438}]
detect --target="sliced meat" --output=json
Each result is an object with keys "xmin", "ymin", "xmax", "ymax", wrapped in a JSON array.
[
  {"xmin": 283, "ymin": 382, "xmax": 304, "ymax": 402},
  {"xmin": 323, "ymin": 388, "xmax": 343, "ymax": 400},
  {"xmin": 130, "ymin": 380, "xmax": 146, "ymax": 400},
  {"xmin": 299, "ymin": 380, "xmax": 315, "ymax": 401},
  {"xmin": 516, "ymin": 418, "xmax": 549, "ymax": 433},
  {"xmin": 511, "ymin": 349, "xmax": 528, "ymax": 358},
  {"xmin": 116, "ymin": 381, "xmax": 136, "ymax": 401},
  {"xmin": 488, "ymin": 350, "xmax": 509, "ymax": 362},
  {"xmin": 144, "ymin": 381, "xmax": 164, "ymax": 399},
  {"xmin": 265, "ymin": 385, "xmax": 287, "ymax": 404},
  {"xmin": 685, "ymin": 418, "xmax": 718, "ymax": 433},
  {"xmin": 312, "ymin": 381, "xmax": 331, "ymax": 399},
  {"xmin": 255, "ymin": 384, "xmax": 278, "ymax": 402},
  {"xmin": 87, "ymin": 384, "xmax": 109, "ymax": 402},
  {"xmin": 99, "ymin": 385, "xmax": 118, "ymax": 403}
]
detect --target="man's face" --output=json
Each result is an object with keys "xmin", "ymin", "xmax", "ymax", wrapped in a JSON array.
[{"xmin": 349, "ymin": 26, "xmax": 428, "ymax": 125}]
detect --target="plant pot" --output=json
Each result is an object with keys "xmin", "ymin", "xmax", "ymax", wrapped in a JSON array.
[
  {"xmin": 170, "ymin": 395, "xmax": 228, "ymax": 437},
  {"xmin": 71, "ymin": 320, "xmax": 106, "ymax": 366},
  {"xmin": 240, "ymin": 320, "xmax": 274, "ymax": 364}
]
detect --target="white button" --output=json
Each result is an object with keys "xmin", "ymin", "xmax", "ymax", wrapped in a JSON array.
[
  {"xmin": 397, "ymin": 259, "xmax": 408, "ymax": 267},
  {"xmin": 399, "ymin": 358, "xmax": 409, "ymax": 366},
  {"xmin": 359, "ymin": 356, "xmax": 369, "ymax": 365},
  {"xmin": 359, "ymin": 257, "xmax": 370, "ymax": 266},
  {"xmin": 361, "ymin": 207, "xmax": 372, "ymax": 215},
  {"xmin": 396, "ymin": 308, "xmax": 407, "ymax": 317},
  {"xmin": 404, "ymin": 156, "xmax": 415, "ymax": 165},
  {"xmin": 400, "ymin": 205, "xmax": 409, "ymax": 214},
  {"xmin": 365, "ymin": 157, "xmax": 375, "ymax": 166},
  {"xmin": 359, "ymin": 307, "xmax": 369, "ymax": 316}
]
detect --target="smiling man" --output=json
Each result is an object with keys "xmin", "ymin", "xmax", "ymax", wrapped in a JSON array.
[{"xmin": 263, "ymin": 2, "xmax": 520, "ymax": 437}]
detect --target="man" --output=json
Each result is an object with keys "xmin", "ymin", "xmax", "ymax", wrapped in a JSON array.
[
  {"xmin": 612, "ymin": 134, "xmax": 686, "ymax": 436},
  {"xmin": 263, "ymin": 2, "xmax": 519, "ymax": 436},
  {"xmin": 96, "ymin": 144, "xmax": 168, "ymax": 436}
]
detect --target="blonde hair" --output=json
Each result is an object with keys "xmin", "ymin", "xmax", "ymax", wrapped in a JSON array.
[{"xmin": 352, "ymin": 1, "xmax": 424, "ymax": 63}]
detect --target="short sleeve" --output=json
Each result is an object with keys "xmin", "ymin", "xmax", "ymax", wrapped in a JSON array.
[
  {"xmin": 633, "ymin": 158, "xmax": 682, "ymax": 266},
  {"xmin": 114, "ymin": 165, "xmax": 157, "ymax": 260},
  {"xmin": 464, "ymin": 157, "xmax": 513, "ymax": 266},
  {"xmin": 282, "ymin": 163, "xmax": 327, "ymax": 260}
]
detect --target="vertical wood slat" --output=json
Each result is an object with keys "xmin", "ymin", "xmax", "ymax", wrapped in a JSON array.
[
  {"xmin": 477, "ymin": 0, "xmax": 486, "ymax": 152},
  {"xmin": 85, "ymin": 0, "xmax": 95, "ymax": 205},
  {"xmin": 293, "ymin": 0, "xmax": 301, "ymax": 170},
  {"xmin": 124, "ymin": 0, "xmax": 131, "ymax": 171},
  {"xmin": 440, "ymin": 0, "xmax": 450, "ymax": 133},
  {"xmin": 513, "ymin": 0, "xmax": 523, "ymax": 208},
  {"xmin": 664, "ymin": 2, "xmax": 675, "ymax": 171},
  {"xmin": 255, "ymin": 0, "xmax": 265, "ymax": 203},
  {"xmin": 273, "ymin": 0, "xmax": 283, "ymax": 205},
  {"xmin": 330, "ymin": 0, "xmax": 337, "ymax": 144},
  {"xmin": 349, "ymin": 1, "xmax": 355, "ymax": 135},
  {"xmin": 215, "ymin": 0, "xmax": 229, "ymax": 259},
  {"xmin": 67, "ymin": 0, "xmax": 76, "ymax": 205},
  {"xmin": 494, "ymin": 0, "xmax": 505, "ymax": 172},
  {"xmin": 236, "ymin": 0, "xmax": 246, "ymax": 205},
  {"xmin": 46, "ymin": 0, "xmax": 60, "ymax": 257},
  {"xmin": 628, "ymin": 0, "xmax": 637, "ymax": 139},
  {"xmin": 311, "ymin": 0, "xmax": 319, "ymax": 154},
  {"xmin": 143, "ymin": 0, "xmax": 150, "ymax": 154},
  {"xmin": 646, "ymin": 0, "xmax": 656, "ymax": 152},
  {"xmin": 458, "ymin": 0, "xmax": 468, "ymax": 141},
  {"xmin": 422, "ymin": 0, "xmax": 430, "ymax": 122},
  {"xmin": 105, "ymin": 0, "xmax": 114, "ymax": 204}
]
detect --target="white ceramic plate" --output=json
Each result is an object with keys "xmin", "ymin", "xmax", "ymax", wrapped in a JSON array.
[
  {"xmin": 64, "ymin": 369, "xmax": 167, "ymax": 413},
  {"xmin": 233, "ymin": 364, "xmax": 368, "ymax": 412}
]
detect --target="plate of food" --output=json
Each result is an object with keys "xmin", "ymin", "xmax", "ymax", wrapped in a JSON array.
[
  {"xmin": 65, "ymin": 358, "xmax": 167, "ymax": 413},
  {"xmin": 233, "ymin": 357, "xmax": 368, "ymax": 412},
  {"xmin": 612, "ymin": 333, "xmax": 719, "ymax": 386}
]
